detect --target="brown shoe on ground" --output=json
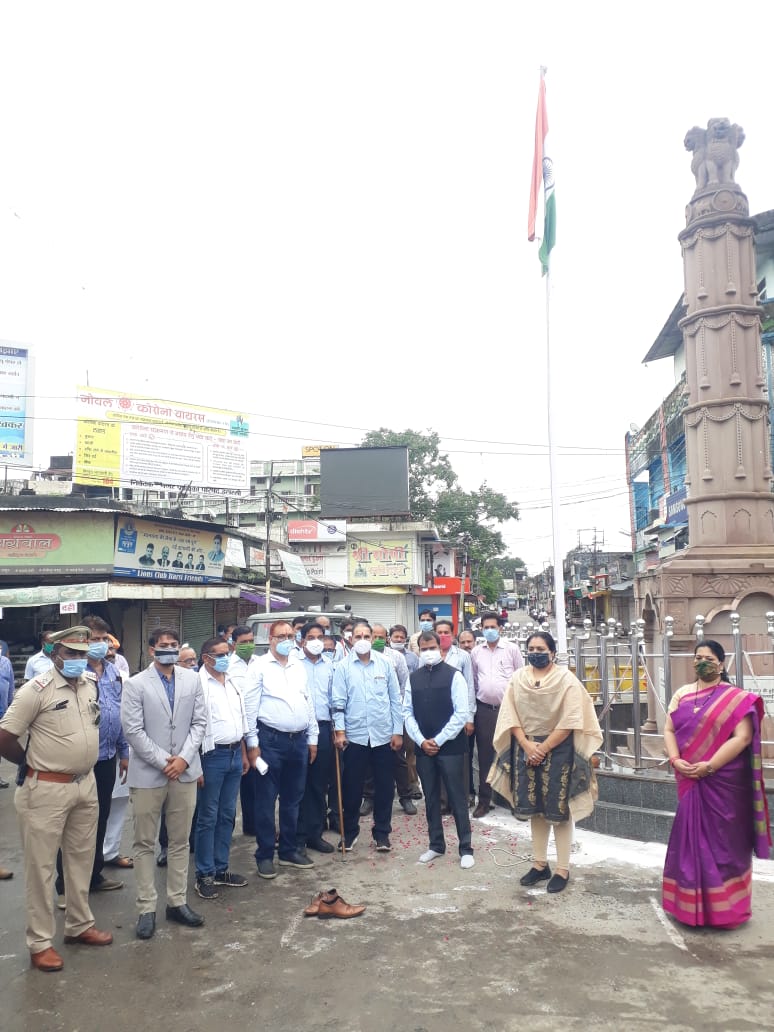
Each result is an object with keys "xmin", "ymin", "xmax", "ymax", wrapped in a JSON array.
[
  {"xmin": 63, "ymin": 926, "xmax": 113, "ymax": 947},
  {"xmin": 303, "ymin": 889, "xmax": 338, "ymax": 917},
  {"xmin": 317, "ymin": 893, "xmax": 366, "ymax": 919},
  {"xmin": 472, "ymin": 803, "xmax": 493, "ymax": 819},
  {"xmin": 0, "ymin": 867, "xmax": 13, "ymax": 880},
  {"xmin": 30, "ymin": 947, "xmax": 64, "ymax": 972}
]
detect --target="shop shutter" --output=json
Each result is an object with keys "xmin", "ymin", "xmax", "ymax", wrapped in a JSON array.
[
  {"xmin": 214, "ymin": 599, "xmax": 240, "ymax": 634},
  {"xmin": 144, "ymin": 602, "xmax": 183, "ymax": 642},
  {"xmin": 182, "ymin": 601, "xmax": 215, "ymax": 656},
  {"xmin": 336, "ymin": 593, "xmax": 401, "ymax": 629}
]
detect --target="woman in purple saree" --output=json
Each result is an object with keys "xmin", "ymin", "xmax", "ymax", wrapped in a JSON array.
[{"xmin": 662, "ymin": 640, "xmax": 770, "ymax": 929}]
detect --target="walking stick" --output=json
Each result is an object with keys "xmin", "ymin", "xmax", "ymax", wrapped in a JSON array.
[{"xmin": 333, "ymin": 739, "xmax": 347, "ymax": 862}]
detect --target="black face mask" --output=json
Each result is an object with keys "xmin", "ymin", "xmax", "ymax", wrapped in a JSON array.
[{"xmin": 527, "ymin": 652, "xmax": 551, "ymax": 670}]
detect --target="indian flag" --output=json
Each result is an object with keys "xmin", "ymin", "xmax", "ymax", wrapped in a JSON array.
[{"xmin": 527, "ymin": 69, "xmax": 555, "ymax": 276}]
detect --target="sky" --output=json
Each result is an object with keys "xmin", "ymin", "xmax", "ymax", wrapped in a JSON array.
[{"xmin": 1, "ymin": 1, "xmax": 771, "ymax": 575}]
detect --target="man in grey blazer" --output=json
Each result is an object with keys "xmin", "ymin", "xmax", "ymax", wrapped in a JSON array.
[{"xmin": 121, "ymin": 625, "xmax": 207, "ymax": 941}]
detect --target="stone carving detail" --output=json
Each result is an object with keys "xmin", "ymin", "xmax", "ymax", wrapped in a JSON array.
[
  {"xmin": 664, "ymin": 576, "xmax": 690, "ymax": 595},
  {"xmin": 697, "ymin": 574, "xmax": 774, "ymax": 596},
  {"xmin": 685, "ymin": 119, "xmax": 745, "ymax": 190}
]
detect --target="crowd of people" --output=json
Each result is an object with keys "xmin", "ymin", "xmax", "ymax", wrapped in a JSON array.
[{"xmin": 0, "ymin": 610, "xmax": 769, "ymax": 972}]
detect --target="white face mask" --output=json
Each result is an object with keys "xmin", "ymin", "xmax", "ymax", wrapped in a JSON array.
[
  {"xmin": 353, "ymin": 639, "xmax": 371, "ymax": 655},
  {"xmin": 390, "ymin": 640, "xmax": 406, "ymax": 650},
  {"xmin": 343, "ymin": 630, "xmax": 352, "ymax": 640},
  {"xmin": 305, "ymin": 639, "xmax": 324, "ymax": 656},
  {"xmin": 420, "ymin": 649, "xmax": 442, "ymax": 667}
]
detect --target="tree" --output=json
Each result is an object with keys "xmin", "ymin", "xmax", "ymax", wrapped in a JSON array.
[
  {"xmin": 359, "ymin": 427, "xmax": 457, "ymax": 520},
  {"xmin": 433, "ymin": 483, "xmax": 519, "ymax": 564}
]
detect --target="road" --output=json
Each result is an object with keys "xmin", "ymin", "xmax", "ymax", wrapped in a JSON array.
[{"xmin": 0, "ymin": 783, "xmax": 772, "ymax": 1032}]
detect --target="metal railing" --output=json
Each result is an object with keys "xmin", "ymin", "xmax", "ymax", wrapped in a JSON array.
[{"xmin": 502, "ymin": 611, "xmax": 774, "ymax": 774}]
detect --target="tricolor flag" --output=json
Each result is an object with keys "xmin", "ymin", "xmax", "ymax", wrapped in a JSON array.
[{"xmin": 527, "ymin": 69, "xmax": 555, "ymax": 276}]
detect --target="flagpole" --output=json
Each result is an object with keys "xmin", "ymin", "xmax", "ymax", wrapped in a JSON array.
[{"xmin": 544, "ymin": 264, "xmax": 568, "ymax": 658}]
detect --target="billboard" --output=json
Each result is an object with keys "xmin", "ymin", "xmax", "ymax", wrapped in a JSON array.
[
  {"xmin": 0, "ymin": 581, "xmax": 109, "ymax": 608},
  {"xmin": 348, "ymin": 536, "xmax": 414, "ymax": 584},
  {"xmin": 320, "ymin": 447, "xmax": 410, "ymax": 518},
  {"xmin": 114, "ymin": 516, "xmax": 228, "ymax": 583},
  {"xmin": 0, "ymin": 513, "xmax": 114, "ymax": 575},
  {"xmin": 0, "ymin": 342, "xmax": 33, "ymax": 466},
  {"xmin": 74, "ymin": 387, "xmax": 250, "ymax": 495},
  {"xmin": 287, "ymin": 519, "xmax": 346, "ymax": 543}
]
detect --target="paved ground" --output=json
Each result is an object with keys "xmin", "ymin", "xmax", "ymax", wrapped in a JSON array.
[{"xmin": 1, "ymin": 778, "xmax": 773, "ymax": 1032}]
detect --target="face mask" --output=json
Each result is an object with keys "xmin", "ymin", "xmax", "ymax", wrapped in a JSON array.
[
  {"xmin": 694, "ymin": 658, "xmax": 718, "ymax": 680},
  {"xmin": 235, "ymin": 643, "xmax": 255, "ymax": 662},
  {"xmin": 87, "ymin": 641, "xmax": 109, "ymax": 660},
  {"xmin": 154, "ymin": 648, "xmax": 179, "ymax": 666},
  {"xmin": 42, "ymin": 642, "xmax": 54, "ymax": 656},
  {"xmin": 390, "ymin": 640, "xmax": 406, "ymax": 651},
  {"xmin": 420, "ymin": 649, "xmax": 442, "ymax": 667},
  {"xmin": 323, "ymin": 649, "xmax": 335, "ymax": 658},
  {"xmin": 295, "ymin": 631, "xmax": 303, "ymax": 643},
  {"xmin": 438, "ymin": 632, "xmax": 453, "ymax": 650},
  {"xmin": 343, "ymin": 630, "xmax": 352, "ymax": 641},
  {"xmin": 353, "ymin": 639, "xmax": 371, "ymax": 656},
  {"xmin": 212, "ymin": 655, "xmax": 230, "ymax": 673},
  {"xmin": 483, "ymin": 628, "xmax": 500, "ymax": 643},
  {"xmin": 61, "ymin": 658, "xmax": 88, "ymax": 678},
  {"xmin": 371, "ymin": 637, "xmax": 386, "ymax": 652},
  {"xmin": 527, "ymin": 652, "xmax": 551, "ymax": 670},
  {"xmin": 227, "ymin": 637, "xmax": 234, "ymax": 645},
  {"xmin": 419, "ymin": 620, "xmax": 434, "ymax": 632},
  {"xmin": 305, "ymin": 639, "xmax": 325, "ymax": 656},
  {"xmin": 276, "ymin": 640, "xmax": 294, "ymax": 657}
]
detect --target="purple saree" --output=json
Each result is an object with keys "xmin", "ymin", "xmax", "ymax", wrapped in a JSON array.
[{"xmin": 662, "ymin": 683, "xmax": 770, "ymax": 928}]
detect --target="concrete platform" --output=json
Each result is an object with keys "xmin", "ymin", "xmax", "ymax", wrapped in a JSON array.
[{"xmin": 1, "ymin": 781, "xmax": 773, "ymax": 1032}]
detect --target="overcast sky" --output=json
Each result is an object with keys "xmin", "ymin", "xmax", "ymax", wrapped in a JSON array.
[{"xmin": 1, "ymin": 1, "xmax": 770, "ymax": 574}]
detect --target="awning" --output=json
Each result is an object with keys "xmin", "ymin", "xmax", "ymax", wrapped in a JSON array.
[
  {"xmin": 239, "ymin": 586, "xmax": 292, "ymax": 610},
  {"xmin": 108, "ymin": 581, "xmax": 241, "ymax": 601},
  {"xmin": 610, "ymin": 581, "xmax": 634, "ymax": 592}
]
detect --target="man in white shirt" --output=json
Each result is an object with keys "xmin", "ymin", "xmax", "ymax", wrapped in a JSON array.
[
  {"xmin": 193, "ymin": 636, "xmax": 250, "ymax": 901},
  {"xmin": 24, "ymin": 631, "xmax": 55, "ymax": 681},
  {"xmin": 227, "ymin": 626, "xmax": 258, "ymax": 838},
  {"xmin": 244, "ymin": 620, "xmax": 318, "ymax": 879}
]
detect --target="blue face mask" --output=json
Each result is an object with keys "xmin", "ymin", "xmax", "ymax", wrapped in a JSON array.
[
  {"xmin": 527, "ymin": 651, "xmax": 552, "ymax": 669},
  {"xmin": 212, "ymin": 655, "xmax": 230, "ymax": 673},
  {"xmin": 61, "ymin": 658, "xmax": 88, "ymax": 678},
  {"xmin": 483, "ymin": 628, "xmax": 500, "ymax": 643},
  {"xmin": 276, "ymin": 639, "xmax": 294, "ymax": 657},
  {"xmin": 87, "ymin": 641, "xmax": 109, "ymax": 660},
  {"xmin": 295, "ymin": 631, "xmax": 303, "ymax": 643},
  {"xmin": 419, "ymin": 620, "xmax": 434, "ymax": 632}
]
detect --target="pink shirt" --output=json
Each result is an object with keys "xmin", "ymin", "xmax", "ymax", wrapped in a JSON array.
[{"xmin": 471, "ymin": 639, "xmax": 524, "ymax": 706}]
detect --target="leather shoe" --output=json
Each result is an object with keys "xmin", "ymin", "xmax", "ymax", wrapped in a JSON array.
[
  {"xmin": 306, "ymin": 837, "xmax": 335, "ymax": 854},
  {"xmin": 472, "ymin": 803, "xmax": 493, "ymax": 819},
  {"xmin": 0, "ymin": 867, "xmax": 13, "ymax": 880},
  {"xmin": 166, "ymin": 903, "xmax": 205, "ymax": 927},
  {"xmin": 547, "ymin": 872, "xmax": 570, "ymax": 894},
  {"xmin": 63, "ymin": 926, "xmax": 113, "ymax": 946},
  {"xmin": 399, "ymin": 798, "xmax": 417, "ymax": 815},
  {"xmin": 136, "ymin": 912, "xmax": 156, "ymax": 940},
  {"xmin": 304, "ymin": 889, "xmax": 337, "ymax": 916},
  {"xmin": 318, "ymin": 892, "xmax": 366, "ymax": 919},
  {"xmin": 520, "ymin": 864, "xmax": 552, "ymax": 886},
  {"xmin": 30, "ymin": 947, "xmax": 64, "ymax": 972}
]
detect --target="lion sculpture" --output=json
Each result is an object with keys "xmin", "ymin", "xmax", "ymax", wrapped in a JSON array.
[{"xmin": 684, "ymin": 118, "xmax": 745, "ymax": 190}]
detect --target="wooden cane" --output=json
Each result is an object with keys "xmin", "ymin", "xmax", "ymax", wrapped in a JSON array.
[{"xmin": 333, "ymin": 738, "xmax": 347, "ymax": 861}]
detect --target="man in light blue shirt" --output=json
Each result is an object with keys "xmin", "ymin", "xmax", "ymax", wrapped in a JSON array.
[
  {"xmin": 293, "ymin": 622, "xmax": 335, "ymax": 854},
  {"xmin": 332, "ymin": 621, "xmax": 402, "ymax": 852}
]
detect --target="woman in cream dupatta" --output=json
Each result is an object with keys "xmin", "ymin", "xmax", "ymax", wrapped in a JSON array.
[{"xmin": 489, "ymin": 632, "xmax": 602, "ymax": 893}]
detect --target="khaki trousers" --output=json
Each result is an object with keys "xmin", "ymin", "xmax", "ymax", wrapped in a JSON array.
[
  {"xmin": 130, "ymin": 781, "xmax": 196, "ymax": 914},
  {"xmin": 15, "ymin": 773, "xmax": 98, "ymax": 953}
]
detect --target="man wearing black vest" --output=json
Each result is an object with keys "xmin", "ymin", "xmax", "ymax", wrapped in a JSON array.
[{"xmin": 403, "ymin": 631, "xmax": 474, "ymax": 869}]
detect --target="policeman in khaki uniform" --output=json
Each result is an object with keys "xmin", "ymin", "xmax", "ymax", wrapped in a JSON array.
[{"xmin": 0, "ymin": 626, "xmax": 114, "ymax": 972}]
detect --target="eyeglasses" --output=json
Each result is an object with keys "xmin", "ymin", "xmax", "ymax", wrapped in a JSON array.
[
  {"xmin": 205, "ymin": 652, "xmax": 230, "ymax": 660},
  {"xmin": 271, "ymin": 633, "xmax": 295, "ymax": 641}
]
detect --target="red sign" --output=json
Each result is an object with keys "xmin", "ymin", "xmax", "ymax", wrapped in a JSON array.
[
  {"xmin": 0, "ymin": 522, "xmax": 62, "ymax": 558},
  {"xmin": 419, "ymin": 577, "xmax": 470, "ymax": 596}
]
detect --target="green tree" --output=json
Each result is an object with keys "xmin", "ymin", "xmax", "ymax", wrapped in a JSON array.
[
  {"xmin": 360, "ymin": 427, "xmax": 457, "ymax": 520},
  {"xmin": 477, "ymin": 562, "xmax": 504, "ymax": 605},
  {"xmin": 433, "ymin": 483, "xmax": 519, "ymax": 564}
]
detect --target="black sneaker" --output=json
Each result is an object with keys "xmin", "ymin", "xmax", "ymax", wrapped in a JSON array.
[
  {"xmin": 195, "ymin": 876, "xmax": 218, "ymax": 900},
  {"xmin": 337, "ymin": 835, "xmax": 359, "ymax": 852},
  {"xmin": 214, "ymin": 870, "xmax": 248, "ymax": 887},
  {"xmin": 256, "ymin": 859, "xmax": 277, "ymax": 879},
  {"xmin": 278, "ymin": 851, "xmax": 315, "ymax": 869},
  {"xmin": 374, "ymin": 836, "xmax": 392, "ymax": 852}
]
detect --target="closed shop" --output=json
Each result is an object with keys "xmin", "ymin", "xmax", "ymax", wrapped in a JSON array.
[
  {"xmin": 143, "ymin": 602, "xmax": 183, "ymax": 643},
  {"xmin": 182, "ymin": 601, "xmax": 214, "ymax": 654}
]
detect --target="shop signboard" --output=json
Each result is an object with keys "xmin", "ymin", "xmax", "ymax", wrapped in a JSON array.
[
  {"xmin": 114, "ymin": 516, "xmax": 228, "ymax": 584},
  {"xmin": 74, "ymin": 386, "xmax": 249, "ymax": 495},
  {"xmin": 348, "ymin": 536, "xmax": 414, "ymax": 585},
  {"xmin": 0, "ymin": 581, "xmax": 109, "ymax": 608},
  {"xmin": 0, "ymin": 342, "xmax": 33, "ymax": 465},
  {"xmin": 288, "ymin": 519, "xmax": 346, "ymax": 543},
  {"xmin": 0, "ymin": 513, "xmax": 114, "ymax": 575}
]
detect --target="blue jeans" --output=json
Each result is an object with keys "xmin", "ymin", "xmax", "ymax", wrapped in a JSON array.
[
  {"xmin": 254, "ymin": 724, "xmax": 308, "ymax": 862},
  {"xmin": 194, "ymin": 745, "xmax": 243, "ymax": 878}
]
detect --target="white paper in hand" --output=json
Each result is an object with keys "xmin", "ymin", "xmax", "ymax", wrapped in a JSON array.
[{"xmin": 254, "ymin": 756, "xmax": 269, "ymax": 775}]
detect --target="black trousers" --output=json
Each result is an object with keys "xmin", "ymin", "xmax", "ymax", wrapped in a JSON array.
[
  {"xmin": 240, "ymin": 768, "xmax": 258, "ymax": 836},
  {"xmin": 474, "ymin": 703, "xmax": 499, "ymax": 806},
  {"xmin": 416, "ymin": 749, "xmax": 472, "ymax": 855},
  {"xmin": 342, "ymin": 742, "xmax": 395, "ymax": 840},
  {"xmin": 297, "ymin": 720, "xmax": 333, "ymax": 846},
  {"xmin": 362, "ymin": 724, "xmax": 412, "ymax": 801},
  {"xmin": 56, "ymin": 755, "xmax": 116, "ymax": 893}
]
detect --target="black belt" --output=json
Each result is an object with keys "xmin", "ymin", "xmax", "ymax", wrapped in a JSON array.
[
  {"xmin": 258, "ymin": 721, "xmax": 306, "ymax": 740},
  {"xmin": 477, "ymin": 701, "xmax": 501, "ymax": 711},
  {"xmin": 214, "ymin": 741, "xmax": 243, "ymax": 750}
]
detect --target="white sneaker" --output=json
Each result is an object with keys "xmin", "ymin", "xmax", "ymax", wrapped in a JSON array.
[
  {"xmin": 460, "ymin": 854, "xmax": 475, "ymax": 870},
  {"xmin": 418, "ymin": 849, "xmax": 444, "ymax": 863}
]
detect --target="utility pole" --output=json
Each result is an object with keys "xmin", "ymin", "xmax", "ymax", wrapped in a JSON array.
[{"xmin": 264, "ymin": 461, "xmax": 274, "ymax": 614}]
